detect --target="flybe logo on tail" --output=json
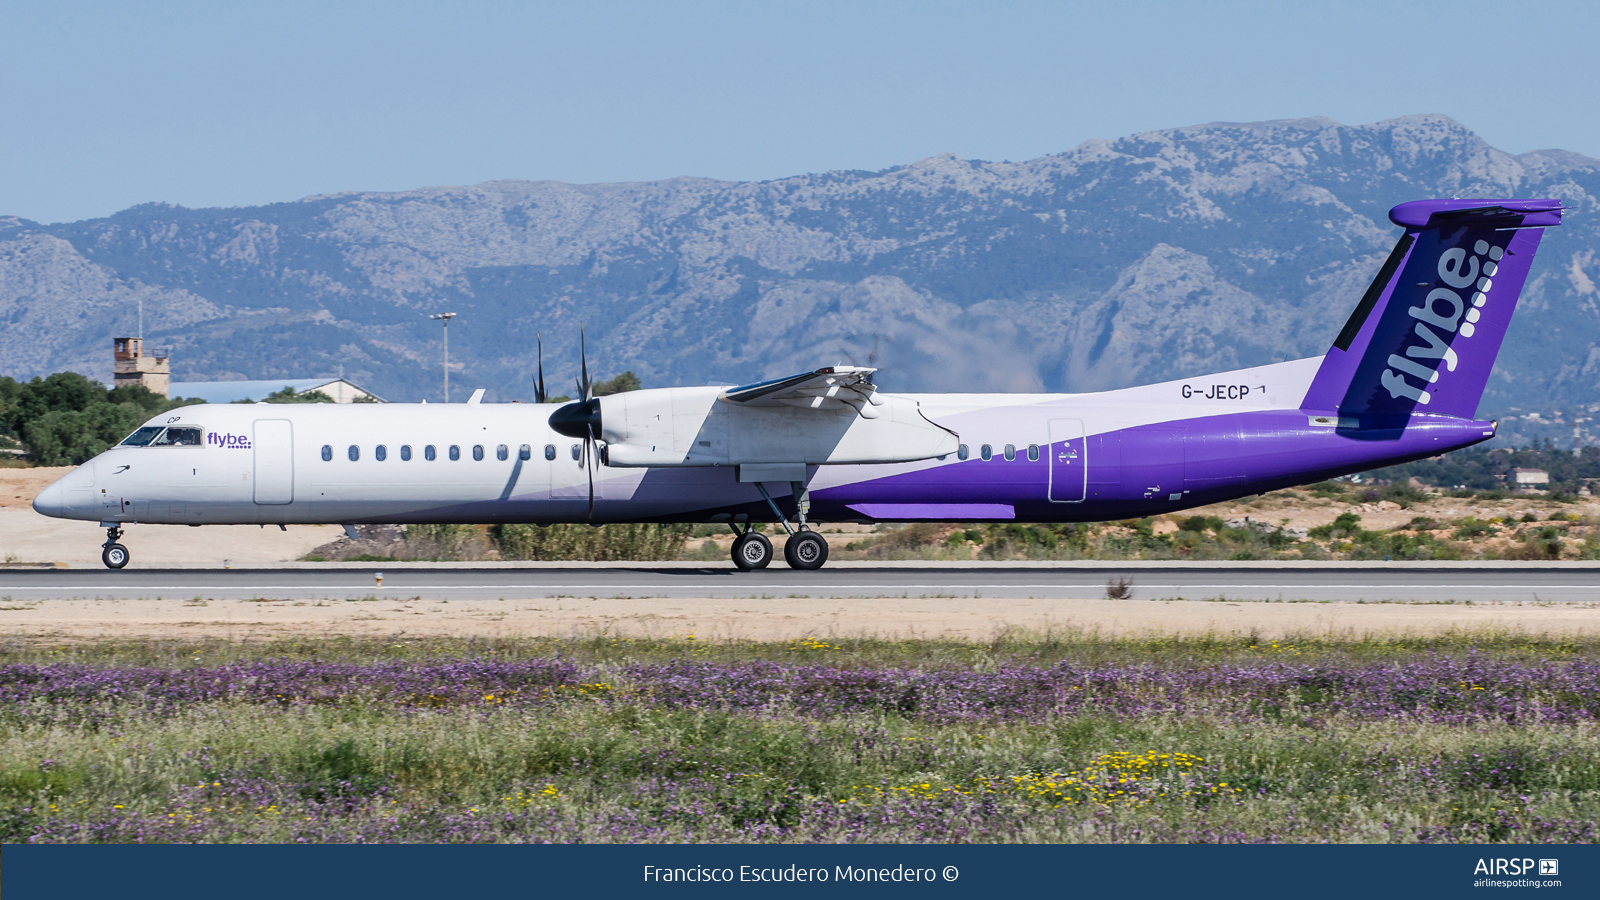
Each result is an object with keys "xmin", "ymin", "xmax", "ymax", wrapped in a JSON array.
[{"xmin": 1380, "ymin": 239, "xmax": 1503, "ymax": 405}]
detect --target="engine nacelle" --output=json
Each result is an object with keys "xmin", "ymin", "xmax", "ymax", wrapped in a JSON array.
[{"xmin": 597, "ymin": 386, "xmax": 957, "ymax": 467}]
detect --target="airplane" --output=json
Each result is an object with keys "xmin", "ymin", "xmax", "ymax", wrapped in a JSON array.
[{"xmin": 32, "ymin": 197, "xmax": 1563, "ymax": 571}]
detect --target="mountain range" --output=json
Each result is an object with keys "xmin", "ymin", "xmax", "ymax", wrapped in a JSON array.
[{"xmin": 2, "ymin": 114, "xmax": 1597, "ymax": 446}]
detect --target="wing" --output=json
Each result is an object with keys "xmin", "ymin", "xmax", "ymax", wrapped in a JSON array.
[{"xmin": 720, "ymin": 366, "xmax": 886, "ymax": 418}]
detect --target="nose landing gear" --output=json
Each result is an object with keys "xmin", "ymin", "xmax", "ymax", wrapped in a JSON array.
[{"xmin": 101, "ymin": 525, "xmax": 129, "ymax": 569}]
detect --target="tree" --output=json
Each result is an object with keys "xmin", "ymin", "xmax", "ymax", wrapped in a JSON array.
[
  {"xmin": 0, "ymin": 376, "xmax": 23, "ymax": 438},
  {"xmin": 2, "ymin": 371, "xmax": 201, "ymax": 466},
  {"xmin": 592, "ymin": 371, "xmax": 642, "ymax": 396},
  {"xmin": 22, "ymin": 403, "xmax": 147, "ymax": 466},
  {"xmin": 259, "ymin": 386, "xmax": 336, "ymax": 403},
  {"xmin": 4, "ymin": 372, "xmax": 103, "ymax": 434}
]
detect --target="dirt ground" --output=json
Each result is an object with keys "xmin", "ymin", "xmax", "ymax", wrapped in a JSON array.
[
  {"xmin": 1189, "ymin": 489, "xmax": 1600, "ymax": 533},
  {"xmin": 0, "ymin": 594, "xmax": 1594, "ymax": 643}
]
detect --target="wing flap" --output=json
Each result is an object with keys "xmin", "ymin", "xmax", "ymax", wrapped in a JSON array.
[{"xmin": 721, "ymin": 366, "xmax": 883, "ymax": 417}]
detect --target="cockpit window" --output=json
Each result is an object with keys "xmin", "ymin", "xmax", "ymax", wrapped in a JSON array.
[
  {"xmin": 151, "ymin": 426, "xmax": 203, "ymax": 446},
  {"xmin": 120, "ymin": 426, "xmax": 165, "ymax": 446}
]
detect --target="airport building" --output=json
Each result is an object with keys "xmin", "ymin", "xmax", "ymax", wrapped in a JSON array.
[
  {"xmin": 170, "ymin": 378, "xmax": 384, "ymax": 404},
  {"xmin": 1511, "ymin": 467, "xmax": 1550, "ymax": 491},
  {"xmin": 113, "ymin": 337, "xmax": 170, "ymax": 396}
]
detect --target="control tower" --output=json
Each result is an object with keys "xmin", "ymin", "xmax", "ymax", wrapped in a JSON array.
[{"xmin": 113, "ymin": 337, "xmax": 170, "ymax": 397}]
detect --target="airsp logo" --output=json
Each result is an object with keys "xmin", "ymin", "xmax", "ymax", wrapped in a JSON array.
[
  {"xmin": 1381, "ymin": 239, "xmax": 1503, "ymax": 405},
  {"xmin": 1473, "ymin": 858, "xmax": 1546, "ymax": 876}
]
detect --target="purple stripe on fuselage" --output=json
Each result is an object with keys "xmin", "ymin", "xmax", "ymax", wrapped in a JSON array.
[
  {"xmin": 807, "ymin": 410, "xmax": 1494, "ymax": 523},
  {"xmin": 848, "ymin": 503, "xmax": 1016, "ymax": 519}
]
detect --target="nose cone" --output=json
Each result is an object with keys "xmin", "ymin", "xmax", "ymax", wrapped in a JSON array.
[
  {"xmin": 32, "ymin": 479, "xmax": 67, "ymax": 518},
  {"xmin": 549, "ymin": 398, "xmax": 602, "ymax": 439},
  {"xmin": 32, "ymin": 464, "xmax": 96, "ymax": 520}
]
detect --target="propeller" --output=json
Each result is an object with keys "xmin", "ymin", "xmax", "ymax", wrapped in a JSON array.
[
  {"xmin": 547, "ymin": 325, "xmax": 601, "ymax": 518},
  {"xmin": 533, "ymin": 333, "xmax": 547, "ymax": 404}
]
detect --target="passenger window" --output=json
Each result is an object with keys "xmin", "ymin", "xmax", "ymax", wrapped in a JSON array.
[
  {"xmin": 472, "ymin": 444, "xmax": 484, "ymax": 461},
  {"xmin": 120, "ymin": 426, "xmax": 165, "ymax": 447},
  {"xmin": 496, "ymin": 444, "xmax": 508, "ymax": 461},
  {"xmin": 545, "ymin": 444, "xmax": 556, "ymax": 461},
  {"xmin": 348, "ymin": 445, "xmax": 360, "ymax": 461},
  {"xmin": 570, "ymin": 444, "xmax": 581, "ymax": 461},
  {"xmin": 448, "ymin": 445, "xmax": 460, "ymax": 461},
  {"xmin": 321, "ymin": 444, "xmax": 332, "ymax": 461},
  {"xmin": 400, "ymin": 445, "xmax": 412, "ymax": 461},
  {"xmin": 980, "ymin": 444, "xmax": 993, "ymax": 461},
  {"xmin": 1003, "ymin": 443, "xmax": 1016, "ymax": 461},
  {"xmin": 519, "ymin": 444, "xmax": 531, "ymax": 461},
  {"xmin": 956, "ymin": 444, "xmax": 969, "ymax": 460},
  {"xmin": 375, "ymin": 444, "xmax": 387, "ymax": 461},
  {"xmin": 1027, "ymin": 443, "xmax": 1040, "ymax": 462},
  {"xmin": 152, "ymin": 426, "xmax": 202, "ymax": 446},
  {"xmin": 425, "ymin": 445, "xmax": 436, "ymax": 461}
]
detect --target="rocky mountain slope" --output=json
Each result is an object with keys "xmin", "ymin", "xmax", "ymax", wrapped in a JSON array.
[{"xmin": 2, "ymin": 114, "xmax": 1597, "ymax": 443}]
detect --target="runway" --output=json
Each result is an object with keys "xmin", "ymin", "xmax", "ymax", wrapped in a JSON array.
[{"xmin": 0, "ymin": 564, "xmax": 1596, "ymax": 604}]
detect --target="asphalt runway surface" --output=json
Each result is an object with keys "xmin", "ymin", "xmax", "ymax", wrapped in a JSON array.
[{"xmin": 0, "ymin": 565, "xmax": 1596, "ymax": 604}]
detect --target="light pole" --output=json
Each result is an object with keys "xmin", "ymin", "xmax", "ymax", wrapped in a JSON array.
[{"xmin": 428, "ymin": 312, "xmax": 457, "ymax": 402}]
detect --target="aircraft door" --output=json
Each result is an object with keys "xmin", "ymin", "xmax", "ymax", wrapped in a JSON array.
[
  {"xmin": 1047, "ymin": 418, "xmax": 1086, "ymax": 503},
  {"xmin": 252, "ymin": 419, "xmax": 294, "ymax": 505}
]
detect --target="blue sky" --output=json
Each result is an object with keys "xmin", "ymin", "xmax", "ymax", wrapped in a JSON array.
[{"xmin": 3, "ymin": 0, "xmax": 1596, "ymax": 223}]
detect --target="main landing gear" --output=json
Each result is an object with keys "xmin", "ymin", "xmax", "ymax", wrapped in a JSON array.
[
  {"xmin": 782, "ymin": 530, "xmax": 828, "ymax": 570},
  {"xmin": 101, "ymin": 525, "xmax": 129, "ymax": 569},
  {"xmin": 729, "ymin": 481, "xmax": 830, "ymax": 571},
  {"xmin": 731, "ymin": 529, "xmax": 773, "ymax": 570}
]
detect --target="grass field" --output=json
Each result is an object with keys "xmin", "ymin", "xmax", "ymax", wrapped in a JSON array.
[{"xmin": 2, "ymin": 631, "xmax": 1597, "ymax": 843}]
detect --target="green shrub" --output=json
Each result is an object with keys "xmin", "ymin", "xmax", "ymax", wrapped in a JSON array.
[
  {"xmin": 1451, "ymin": 518, "xmax": 1495, "ymax": 540},
  {"xmin": 404, "ymin": 524, "xmax": 482, "ymax": 557},
  {"xmin": 1179, "ymin": 515, "xmax": 1224, "ymax": 533},
  {"xmin": 1309, "ymin": 512, "xmax": 1363, "ymax": 540},
  {"xmin": 491, "ymin": 523, "xmax": 691, "ymax": 561}
]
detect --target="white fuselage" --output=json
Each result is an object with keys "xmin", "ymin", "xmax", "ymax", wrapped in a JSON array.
[{"xmin": 33, "ymin": 358, "xmax": 1323, "ymax": 528}]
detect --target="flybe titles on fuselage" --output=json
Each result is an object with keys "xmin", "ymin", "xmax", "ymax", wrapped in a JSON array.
[{"xmin": 1380, "ymin": 237, "xmax": 1503, "ymax": 405}]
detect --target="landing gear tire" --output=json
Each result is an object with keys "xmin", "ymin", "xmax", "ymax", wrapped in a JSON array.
[
  {"xmin": 102, "ymin": 543, "xmax": 129, "ymax": 569},
  {"xmin": 731, "ymin": 532, "xmax": 773, "ymax": 570},
  {"xmin": 783, "ymin": 530, "xmax": 829, "ymax": 570}
]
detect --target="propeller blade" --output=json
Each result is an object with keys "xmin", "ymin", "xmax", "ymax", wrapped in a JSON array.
[
  {"xmin": 586, "ymin": 439, "xmax": 595, "ymax": 519},
  {"xmin": 534, "ymin": 333, "xmax": 547, "ymax": 404},
  {"xmin": 578, "ymin": 324, "xmax": 592, "ymax": 402}
]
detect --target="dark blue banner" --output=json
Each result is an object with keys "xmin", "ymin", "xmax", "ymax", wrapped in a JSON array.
[{"xmin": 4, "ymin": 844, "xmax": 1593, "ymax": 899}]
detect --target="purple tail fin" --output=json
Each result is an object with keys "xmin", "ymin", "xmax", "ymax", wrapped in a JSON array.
[{"xmin": 1301, "ymin": 199, "xmax": 1563, "ymax": 420}]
